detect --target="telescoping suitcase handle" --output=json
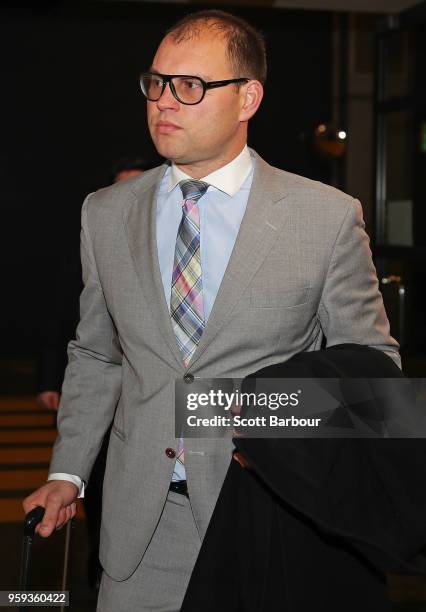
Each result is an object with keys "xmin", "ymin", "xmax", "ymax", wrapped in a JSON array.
[
  {"xmin": 20, "ymin": 506, "xmax": 45, "ymax": 591},
  {"xmin": 19, "ymin": 506, "xmax": 72, "ymax": 612}
]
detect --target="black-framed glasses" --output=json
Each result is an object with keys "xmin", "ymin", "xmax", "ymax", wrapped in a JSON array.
[{"xmin": 139, "ymin": 72, "xmax": 250, "ymax": 105}]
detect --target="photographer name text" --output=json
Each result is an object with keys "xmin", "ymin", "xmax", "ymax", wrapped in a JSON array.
[{"xmin": 186, "ymin": 415, "xmax": 322, "ymax": 428}]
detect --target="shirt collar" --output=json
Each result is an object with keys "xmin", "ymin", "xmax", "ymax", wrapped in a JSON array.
[{"xmin": 167, "ymin": 145, "xmax": 252, "ymax": 197}]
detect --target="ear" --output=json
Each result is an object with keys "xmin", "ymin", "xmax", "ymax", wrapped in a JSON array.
[{"xmin": 239, "ymin": 80, "xmax": 264, "ymax": 122}]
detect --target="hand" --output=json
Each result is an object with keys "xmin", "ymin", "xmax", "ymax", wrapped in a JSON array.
[
  {"xmin": 36, "ymin": 391, "xmax": 60, "ymax": 411},
  {"xmin": 233, "ymin": 451, "xmax": 250, "ymax": 469},
  {"xmin": 23, "ymin": 481, "xmax": 78, "ymax": 537}
]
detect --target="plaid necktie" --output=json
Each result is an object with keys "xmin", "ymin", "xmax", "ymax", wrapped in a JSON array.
[
  {"xmin": 171, "ymin": 179, "xmax": 209, "ymax": 365},
  {"xmin": 171, "ymin": 179, "xmax": 208, "ymax": 471}
]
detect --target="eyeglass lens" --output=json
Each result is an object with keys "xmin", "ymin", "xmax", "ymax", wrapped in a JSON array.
[{"xmin": 141, "ymin": 75, "xmax": 205, "ymax": 104}]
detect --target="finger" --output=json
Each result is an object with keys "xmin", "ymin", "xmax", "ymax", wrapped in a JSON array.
[
  {"xmin": 55, "ymin": 507, "xmax": 67, "ymax": 529},
  {"xmin": 64, "ymin": 505, "xmax": 72, "ymax": 523},
  {"xmin": 37, "ymin": 494, "xmax": 63, "ymax": 537},
  {"xmin": 233, "ymin": 451, "xmax": 250, "ymax": 468},
  {"xmin": 70, "ymin": 502, "xmax": 77, "ymax": 519},
  {"xmin": 54, "ymin": 518, "xmax": 66, "ymax": 532},
  {"xmin": 57, "ymin": 505, "xmax": 73, "ymax": 530}
]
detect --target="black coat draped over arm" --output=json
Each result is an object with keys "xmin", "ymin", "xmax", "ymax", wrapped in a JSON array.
[{"xmin": 182, "ymin": 345, "xmax": 426, "ymax": 612}]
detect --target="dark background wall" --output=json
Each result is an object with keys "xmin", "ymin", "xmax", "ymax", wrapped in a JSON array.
[{"xmin": 0, "ymin": 2, "xmax": 332, "ymax": 357}]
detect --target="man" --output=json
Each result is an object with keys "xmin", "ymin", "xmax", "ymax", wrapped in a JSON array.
[{"xmin": 23, "ymin": 10, "xmax": 400, "ymax": 611}]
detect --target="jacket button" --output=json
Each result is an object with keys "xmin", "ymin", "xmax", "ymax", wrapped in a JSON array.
[
  {"xmin": 165, "ymin": 447, "xmax": 176, "ymax": 459},
  {"xmin": 183, "ymin": 373, "xmax": 194, "ymax": 384}
]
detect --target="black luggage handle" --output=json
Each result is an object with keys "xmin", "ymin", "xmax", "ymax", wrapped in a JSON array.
[
  {"xmin": 20, "ymin": 505, "xmax": 72, "ymax": 612},
  {"xmin": 20, "ymin": 506, "xmax": 45, "ymax": 591},
  {"xmin": 24, "ymin": 506, "xmax": 45, "ymax": 538}
]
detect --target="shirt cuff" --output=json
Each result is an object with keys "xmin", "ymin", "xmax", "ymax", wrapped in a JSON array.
[{"xmin": 48, "ymin": 473, "xmax": 85, "ymax": 498}]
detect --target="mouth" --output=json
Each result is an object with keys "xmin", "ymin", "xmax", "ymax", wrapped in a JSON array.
[{"xmin": 156, "ymin": 121, "xmax": 181, "ymax": 134}]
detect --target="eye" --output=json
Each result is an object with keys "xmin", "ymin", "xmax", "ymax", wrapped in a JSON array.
[
  {"xmin": 153, "ymin": 77, "xmax": 164, "ymax": 87},
  {"xmin": 182, "ymin": 78, "xmax": 202, "ymax": 90}
]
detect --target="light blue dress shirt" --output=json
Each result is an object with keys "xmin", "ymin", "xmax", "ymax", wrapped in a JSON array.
[{"xmin": 156, "ymin": 147, "xmax": 254, "ymax": 481}]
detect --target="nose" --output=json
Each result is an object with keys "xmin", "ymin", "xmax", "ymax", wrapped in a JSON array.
[{"xmin": 157, "ymin": 82, "xmax": 180, "ymax": 111}]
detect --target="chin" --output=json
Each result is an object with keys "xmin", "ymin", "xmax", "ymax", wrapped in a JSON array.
[
  {"xmin": 157, "ymin": 147, "xmax": 189, "ymax": 165},
  {"xmin": 152, "ymin": 139, "xmax": 182, "ymax": 162}
]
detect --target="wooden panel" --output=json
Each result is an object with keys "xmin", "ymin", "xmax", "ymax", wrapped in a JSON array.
[
  {"xmin": 0, "ymin": 469, "xmax": 49, "ymax": 490},
  {"xmin": 0, "ymin": 397, "xmax": 38, "ymax": 410},
  {"xmin": 0, "ymin": 430, "xmax": 57, "ymax": 444},
  {"xmin": 0, "ymin": 414, "xmax": 55, "ymax": 428},
  {"xmin": 0, "ymin": 447, "xmax": 52, "ymax": 464}
]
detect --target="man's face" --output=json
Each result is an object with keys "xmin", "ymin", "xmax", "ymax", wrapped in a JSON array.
[{"xmin": 147, "ymin": 31, "xmax": 247, "ymax": 173}]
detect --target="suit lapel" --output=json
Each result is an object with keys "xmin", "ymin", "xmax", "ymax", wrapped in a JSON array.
[
  {"xmin": 188, "ymin": 152, "xmax": 290, "ymax": 370},
  {"xmin": 124, "ymin": 165, "xmax": 185, "ymax": 370}
]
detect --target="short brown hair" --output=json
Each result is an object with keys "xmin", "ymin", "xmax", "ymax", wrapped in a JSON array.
[{"xmin": 166, "ymin": 10, "xmax": 267, "ymax": 85}]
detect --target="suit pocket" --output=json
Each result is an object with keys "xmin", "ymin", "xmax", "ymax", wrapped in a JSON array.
[{"xmin": 251, "ymin": 286, "xmax": 311, "ymax": 309}]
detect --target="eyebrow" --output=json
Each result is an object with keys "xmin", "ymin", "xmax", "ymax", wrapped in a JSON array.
[{"xmin": 148, "ymin": 67, "xmax": 213, "ymax": 81}]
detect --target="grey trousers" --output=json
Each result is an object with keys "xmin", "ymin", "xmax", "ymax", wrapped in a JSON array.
[{"xmin": 96, "ymin": 491, "xmax": 201, "ymax": 612}]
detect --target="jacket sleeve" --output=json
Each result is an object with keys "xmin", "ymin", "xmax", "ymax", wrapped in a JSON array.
[
  {"xmin": 317, "ymin": 198, "xmax": 401, "ymax": 368},
  {"xmin": 48, "ymin": 194, "xmax": 123, "ymax": 482}
]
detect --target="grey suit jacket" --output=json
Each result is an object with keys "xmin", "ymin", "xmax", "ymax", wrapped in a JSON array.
[{"xmin": 49, "ymin": 150, "xmax": 400, "ymax": 580}]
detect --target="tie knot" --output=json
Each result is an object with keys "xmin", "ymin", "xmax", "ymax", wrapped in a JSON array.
[{"xmin": 179, "ymin": 180, "xmax": 209, "ymax": 202}]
